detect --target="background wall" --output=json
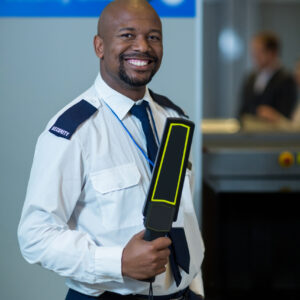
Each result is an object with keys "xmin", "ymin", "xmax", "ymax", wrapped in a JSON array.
[{"xmin": 0, "ymin": 17, "xmax": 199, "ymax": 299}]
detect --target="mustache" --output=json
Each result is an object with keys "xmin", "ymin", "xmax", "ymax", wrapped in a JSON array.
[{"xmin": 120, "ymin": 52, "xmax": 158, "ymax": 63}]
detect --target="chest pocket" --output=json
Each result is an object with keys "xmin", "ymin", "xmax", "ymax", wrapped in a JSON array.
[{"xmin": 90, "ymin": 163, "xmax": 145, "ymax": 231}]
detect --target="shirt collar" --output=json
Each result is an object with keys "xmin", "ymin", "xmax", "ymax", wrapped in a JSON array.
[{"xmin": 94, "ymin": 72, "xmax": 152, "ymax": 120}]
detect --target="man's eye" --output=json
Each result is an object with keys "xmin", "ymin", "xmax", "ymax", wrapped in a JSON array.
[
  {"xmin": 148, "ymin": 35, "xmax": 161, "ymax": 41},
  {"xmin": 121, "ymin": 33, "xmax": 134, "ymax": 38}
]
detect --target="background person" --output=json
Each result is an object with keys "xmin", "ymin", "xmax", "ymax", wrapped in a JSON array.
[{"xmin": 239, "ymin": 31, "xmax": 297, "ymax": 123}]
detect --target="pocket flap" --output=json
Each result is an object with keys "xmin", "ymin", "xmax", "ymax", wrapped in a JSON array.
[{"xmin": 90, "ymin": 163, "xmax": 141, "ymax": 194}]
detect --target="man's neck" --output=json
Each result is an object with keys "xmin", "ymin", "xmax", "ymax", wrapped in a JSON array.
[
  {"xmin": 100, "ymin": 71, "xmax": 146, "ymax": 101},
  {"xmin": 260, "ymin": 59, "xmax": 281, "ymax": 73},
  {"xmin": 114, "ymin": 85, "xmax": 146, "ymax": 101}
]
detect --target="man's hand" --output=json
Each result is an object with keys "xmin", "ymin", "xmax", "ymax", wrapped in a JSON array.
[
  {"xmin": 256, "ymin": 105, "xmax": 283, "ymax": 122},
  {"xmin": 121, "ymin": 230, "xmax": 171, "ymax": 280}
]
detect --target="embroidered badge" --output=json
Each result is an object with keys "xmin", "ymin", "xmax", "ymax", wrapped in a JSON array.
[{"xmin": 49, "ymin": 99, "xmax": 97, "ymax": 139}]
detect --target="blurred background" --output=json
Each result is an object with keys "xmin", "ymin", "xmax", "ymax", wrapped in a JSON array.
[
  {"xmin": 203, "ymin": 0, "xmax": 300, "ymax": 119},
  {"xmin": 1, "ymin": 0, "xmax": 300, "ymax": 299},
  {"xmin": 201, "ymin": 2, "xmax": 300, "ymax": 300}
]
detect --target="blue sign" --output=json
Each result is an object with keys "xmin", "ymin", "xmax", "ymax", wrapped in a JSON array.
[{"xmin": 0, "ymin": 0, "xmax": 195, "ymax": 18}]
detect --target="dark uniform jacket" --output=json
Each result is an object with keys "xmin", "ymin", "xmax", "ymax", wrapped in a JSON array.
[{"xmin": 239, "ymin": 68, "xmax": 297, "ymax": 119}]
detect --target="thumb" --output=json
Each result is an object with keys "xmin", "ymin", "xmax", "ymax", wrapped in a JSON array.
[{"xmin": 134, "ymin": 229, "xmax": 146, "ymax": 240}]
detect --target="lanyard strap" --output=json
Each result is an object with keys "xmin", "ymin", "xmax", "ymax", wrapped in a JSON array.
[{"xmin": 104, "ymin": 101, "xmax": 160, "ymax": 168}]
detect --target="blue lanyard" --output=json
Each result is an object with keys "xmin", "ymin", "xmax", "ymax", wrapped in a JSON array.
[{"xmin": 104, "ymin": 101, "xmax": 160, "ymax": 168}]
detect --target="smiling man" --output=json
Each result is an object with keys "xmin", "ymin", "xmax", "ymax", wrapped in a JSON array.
[
  {"xmin": 95, "ymin": 0, "xmax": 163, "ymax": 99},
  {"xmin": 18, "ymin": 0, "xmax": 204, "ymax": 299}
]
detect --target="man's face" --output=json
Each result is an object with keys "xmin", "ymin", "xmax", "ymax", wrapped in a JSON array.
[
  {"xmin": 251, "ymin": 38, "xmax": 274, "ymax": 70},
  {"xmin": 95, "ymin": 7, "xmax": 163, "ymax": 90}
]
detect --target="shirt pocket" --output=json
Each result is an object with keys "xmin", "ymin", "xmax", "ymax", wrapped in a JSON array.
[{"xmin": 90, "ymin": 163, "xmax": 145, "ymax": 231}]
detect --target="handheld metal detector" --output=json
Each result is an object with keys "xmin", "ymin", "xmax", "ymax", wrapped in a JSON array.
[{"xmin": 143, "ymin": 117, "xmax": 195, "ymax": 242}]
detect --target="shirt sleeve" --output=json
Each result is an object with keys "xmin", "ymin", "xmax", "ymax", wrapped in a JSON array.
[{"xmin": 17, "ymin": 131, "xmax": 124, "ymax": 284}]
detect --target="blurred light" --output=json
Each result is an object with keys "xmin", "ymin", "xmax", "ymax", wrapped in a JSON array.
[
  {"xmin": 162, "ymin": 0, "xmax": 185, "ymax": 6},
  {"xmin": 218, "ymin": 28, "xmax": 243, "ymax": 62},
  {"xmin": 201, "ymin": 119, "xmax": 241, "ymax": 134}
]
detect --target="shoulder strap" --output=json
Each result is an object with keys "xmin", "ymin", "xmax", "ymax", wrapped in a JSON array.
[
  {"xmin": 149, "ymin": 89, "xmax": 188, "ymax": 118},
  {"xmin": 49, "ymin": 99, "xmax": 97, "ymax": 140}
]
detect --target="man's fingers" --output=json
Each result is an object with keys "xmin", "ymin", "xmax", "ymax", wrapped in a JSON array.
[
  {"xmin": 152, "ymin": 236, "xmax": 172, "ymax": 250},
  {"xmin": 133, "ymin": 231, "xmax": 171, "ymax": 251},
  {"xmin": 157, "ymin": 248, "xmax": 171, "ymax": 259},
  {"xmin": 155, "ymin": 266, "xmax": 167, "ymax": 276},
  {"xmin": 155, "ymin": 256, "xmax": 168, "ymax": 267}
]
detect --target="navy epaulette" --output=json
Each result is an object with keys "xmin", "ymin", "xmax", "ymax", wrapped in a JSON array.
[
  {"xmin": 49, "ymin": 99, "xmax": 97, "ymax": 140},
  {"xmin": 149, "ymin": 89, "xmax": 188, "ymax": 118}
]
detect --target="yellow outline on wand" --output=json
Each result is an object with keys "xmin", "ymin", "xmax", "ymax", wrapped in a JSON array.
[{"xmin": 151, "ymin": 123, "xmax": 190, "ymax": 206}]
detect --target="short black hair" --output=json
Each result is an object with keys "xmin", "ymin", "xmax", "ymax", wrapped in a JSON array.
[{"xmin": 255, "ymin": 31, "xmax": 281, "ymax": 54}]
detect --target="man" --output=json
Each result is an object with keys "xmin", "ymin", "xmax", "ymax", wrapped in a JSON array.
[
  {"xmin": 18, "ymin": 0, "xmax": 204, "ymax": 299},
  {"xmin": 239, "ymin": 31, "xmax": 297, "ymax": 122}
]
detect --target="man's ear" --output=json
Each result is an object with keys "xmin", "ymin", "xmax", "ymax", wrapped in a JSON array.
[{"xmin": 94, "ymin": 35, "xmax": 104, "ymax": 59}]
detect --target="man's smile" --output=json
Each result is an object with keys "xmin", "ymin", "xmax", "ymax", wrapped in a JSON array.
[
  {"xmin": 126, "ymin": 59, "xmax": 151, "ymax": 67},
  {"xmin": 122, "ymin": 56, "xmax": 157, "ymax": 73}
]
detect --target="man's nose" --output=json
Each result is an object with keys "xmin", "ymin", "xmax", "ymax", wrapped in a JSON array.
[{"xmin": 132, "ymin": 36, "xmax": 150, "ymax": 52}]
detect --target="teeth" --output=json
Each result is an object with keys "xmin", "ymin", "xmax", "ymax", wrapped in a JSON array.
[{"xmin": 127, "ymin": 59, "xmax": 148, "ymax": 66}]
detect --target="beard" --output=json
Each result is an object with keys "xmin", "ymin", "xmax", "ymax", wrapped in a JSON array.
[
  {"xmin": 118, "ymin": 53, "xmax": 158, "ymax": 87},
  {"xmin": 119, "ymin": 67, "xmax": 156, "ymax": 87}
]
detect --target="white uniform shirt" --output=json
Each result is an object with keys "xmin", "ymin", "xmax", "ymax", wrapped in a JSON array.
[
  {"xmin": 18, "ymin": 73, "xmax": 205, "ymax": 297},
  {"xmin": 254, "ymin": 69, "xmax": 275, "ymax": 94}
]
